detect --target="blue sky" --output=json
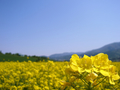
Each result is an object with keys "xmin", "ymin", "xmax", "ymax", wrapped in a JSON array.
[{"xmin": 0, "ymin": 0, "xmax": 120, "ymax": 56}]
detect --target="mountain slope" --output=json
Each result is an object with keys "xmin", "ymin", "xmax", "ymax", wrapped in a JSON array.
[
  {"xmin": 49, "ymin": 42, "xmax": 120, "ymax": 61},
  {"xmin": 78, "ymin": 42, "xmax": 120, "ymax": 56},
  {"xmin": 49, "ymin": 52, "xmax": 83, "ymax": 60},
  {"xmin": 86, "ymin": 42, "xmax": 120, "ymax": 53}
]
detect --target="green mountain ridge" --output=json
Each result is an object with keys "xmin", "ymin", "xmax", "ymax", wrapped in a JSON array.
[
  {"xmin": 49, "ymin": 42, "xmax": 120, "ymax": 61},
  {"xmin": 49, "ymin": 52, "xmax": 83, "ymax": 60}
]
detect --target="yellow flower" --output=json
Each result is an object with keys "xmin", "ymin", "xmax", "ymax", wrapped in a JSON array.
[
  {"xmin": 0, "ymin": 84, "xmax": 3, "ymax": 88},
  {"xmin": 86, "ymin": 72, "xmax": 98, "ymax": 83},
  {"xmin": 17, "ymin": 86, "xmax": 23, "ymax": 90},
  {"xmin": 70, "ymin": 87, "xmax": 76, "ymax": 90},
  {"xmin": 70, "ymin": 54, "xmax": 80, "ymax": 65},
  {"xmin": 91, "ymin": 53, "xmax": 112, "ymax": 76},
  {"xmin": 99, "ymin": 69, "xmax": 110, "ymax": 76},
  {"xmin": 60, "ymin": 80, "xmax": 71, "ymax": 90},
  {"xmin": 26, "ymin": 71, "xmax": 33, "ymax": 77},
  {"xmin": 108, "ymin": 65, "xmax": 120, "ymax": 85},
  {"xmin": 80, "ymin": 55, "xmax": 93, "ymax": 73},
  {"xmin": 27, "ymin": 57, "xmax": 29, "ymax": 59},
  {"xmin": 69, "ymin": 54, "xmax": 82, "ymax": 73},
  {"xmin": 69, "ymin": 76, "xmax": 76, "ymax": 82},
  {"xmin": 10, "ymin": 86, "xmax": 17, "ymax": 90},
  {"xmin": 70, "ymin": 63, "xmax": 79, "ymax": 72},
  {"xmin": 92, "ymin": 53, "xmax": 111, "ymax": 69},
  {"xmin": 29, "ymin": 79, "xmax": 34, "ymax": 84},
  {"xmin": 69, "ymin": 54, "xmax": 93, "ymax": 73},
  {"xmin": 34, "ymin": 85, "xmax": 40, "ymax": 90},
  {"xmin": 48, "ymin": 60, "xmax": 55, "ymax": 65},
  {"xmin": 44, "ymin": 86, "xmax": 49, "ymax": 90}
]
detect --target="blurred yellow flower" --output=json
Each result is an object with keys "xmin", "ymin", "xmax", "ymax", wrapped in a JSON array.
[
  {"xmin": 60, "ymin": 80, "xmax": 71, "ymax": 90},
  {"xmin": 34, "ymin": 85, "xmax": 40, "ymax": 90},
  {"xmin": 86, "ymin": 72, "xmax": 98, "ymax": 83},
  {"xmin": 10, "ymin": 86, "xmax": 17, "ymax": 90},
  {"xmin": 108, "ymin": 65, "xmax": 120, "ymax": 85},
  {"xmin": 27, "ymin": 57, "xmax": 29, "ymax": 59}
]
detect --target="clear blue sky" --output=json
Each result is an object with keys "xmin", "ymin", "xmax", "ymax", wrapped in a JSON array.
[{"xmin": 0, "ymin": 0, "xmax": 120, "ymax": 56}]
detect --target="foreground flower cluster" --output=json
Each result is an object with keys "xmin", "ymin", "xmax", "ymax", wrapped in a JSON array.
[
  {"xmin": 0, "ymin": 53, "xmax": 120, "ymax": 90},
  {"xmin": 62, "ymin": 53, "xmax": 120, "ymax": 90}
]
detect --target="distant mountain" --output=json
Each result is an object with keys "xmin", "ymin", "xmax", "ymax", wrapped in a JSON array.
[
  {"xmin": 104, "ymin": 49, "xmax": 120, "ymax": 61},
  {"xmin": 85, "ymin": 42, "xmax": 120, "ymax": 54},
  {"xmin": 49, "ymin": 52, "xmax": 83, "ymax": 60},
  {"xmin": 49, "ymin": 42, "xmax": 120, "ymax": 61}
]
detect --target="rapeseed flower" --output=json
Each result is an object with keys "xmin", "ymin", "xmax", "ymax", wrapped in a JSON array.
[
  {"xmin": 108, "ymin": 65, "xmax": 120, "ymax": 85},
  {"xmin": 0, "ymin": 55, "xmax": 119, "ymax": 90},
  {"xmin": 63, "ymin": 53, "xmax": 120, "ymax": 90},
  {"xmin": 86, "ymin": 72, "xmax": 98, "ymax": 83},
  {"xmin": 60, "ymin": 80, "xmax": 71, "ymax": 90}
]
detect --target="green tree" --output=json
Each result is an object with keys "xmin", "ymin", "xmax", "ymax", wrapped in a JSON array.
[
  {"xmin": 15, "ymin": 53, "xmax": 21, "ymax": 56},
  {"xmin": 0, "ymin": 51, "xmax": 3, "ymax": 54}
]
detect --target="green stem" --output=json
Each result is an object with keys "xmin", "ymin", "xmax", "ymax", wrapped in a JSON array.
[
  {"xmin": 71, "ymin": 83, "xmax": 79, "ymax": 90},
  {"xmin": 114, "ymin": 85, "xmax": 120, "ymax": 90},
  {"xmin": 93, "ymin": 76, "xmax": 106, "ymax": 88},
  {"xmin": 81, "ymin": 78, "xmax": 88, "ymax": 86},
  {"xmin": 87, "ymin": 82, "xmax": 93, "ymax": 90}
]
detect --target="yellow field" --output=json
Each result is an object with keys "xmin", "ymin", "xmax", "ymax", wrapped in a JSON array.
[
  {"xmin": 0, "ymin": 54, "xmax": 120, "ymax": 90},
  {"xmin": 112, "ymin": 62, "xmax": 120, "ymax": 75},
  {"xmin": 0, "ymin": 61, "xmax": 69, "ymax": 90}
]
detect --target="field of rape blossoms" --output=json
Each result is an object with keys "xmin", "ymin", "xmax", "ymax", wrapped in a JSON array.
[{"xmin": 0, "ymin": 53, "xmax": 120, "ymax": 90}]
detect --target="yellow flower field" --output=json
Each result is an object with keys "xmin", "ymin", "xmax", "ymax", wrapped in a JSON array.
[
  {"xmin": 0, "ymin": 60, "xmax": 69, "ymax": 90},
  {"xmin": 0, "ymin": 53, "xmax": 120, "ymax": 90}
]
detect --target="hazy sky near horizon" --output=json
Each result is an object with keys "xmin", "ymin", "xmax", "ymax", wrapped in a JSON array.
[{"xmin": 0, "ymin": 0, "xmax": 120, "ymax": 56}]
